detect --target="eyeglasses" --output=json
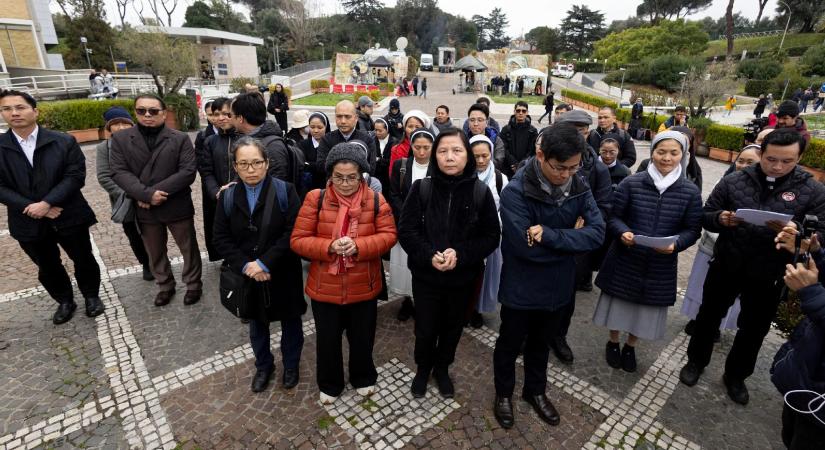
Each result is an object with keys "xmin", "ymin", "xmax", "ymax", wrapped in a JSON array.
[
  {"xmin": 135, "ymin": 107, "xmax": 163, "ymax": 116},
  {"xmin": 331, "ymin": 174, "xmax": 361, "ymax": 185},
  {"xmin": 0, "ymin": 105, "xmax": 32, "ymax": 113},
  {"xmin": 235, "ymin": 160, "xmax": 266, "ymax": 170},
  {"xmin": 599, "ymin": 149, "xmax": 618, "ymax": 155},
  {"xmin": 515, "ymin": 109, "xmax": 528, "ymax": 113},
  {"xmin": 468, "ymin": 118, "xmax": 487, "ymax": 124},
  {"xmin": 544, "ymin": 160, "xmax": 583, "ymax": 174}
]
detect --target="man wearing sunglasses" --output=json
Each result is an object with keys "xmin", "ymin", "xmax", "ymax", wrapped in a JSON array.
[
  {"xmin": 110, "ymin": 94, "xmax": 203, "ymax": 308},
  {"xmin": 0, "ymin": 90, "xmax": 103, "ymax": 324},
  {"xmin": 499, "ymin": 101, "xmax": 538, "ymax": 178}
]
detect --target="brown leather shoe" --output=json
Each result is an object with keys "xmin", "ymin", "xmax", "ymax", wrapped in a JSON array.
[
  {"xmin": 183, "ymin": 289, "xmax": 202, "ymax": 305},
  {"xmin": 154, "ymin": 290, "xmax": 175, "ymax": 307}
]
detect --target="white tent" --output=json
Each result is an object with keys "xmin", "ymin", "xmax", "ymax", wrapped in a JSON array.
[{"xmin": 509, "ymin": 67, "xmax": 548, "ymax": 94}]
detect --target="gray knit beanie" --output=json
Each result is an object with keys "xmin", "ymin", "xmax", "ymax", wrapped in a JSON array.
[{"xmin": 325, "ymin": 141, "xmax": 371, "ymax": 175}]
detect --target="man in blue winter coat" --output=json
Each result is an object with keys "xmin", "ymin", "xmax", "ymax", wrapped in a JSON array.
[{"xmin": 492, "ymin": 122, "xmax": 605, "ymax": 429}]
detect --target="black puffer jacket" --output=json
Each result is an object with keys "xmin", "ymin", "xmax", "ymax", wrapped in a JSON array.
[
  {"xmin": 705, "ymin": 165, "xmax": 825, "ymax": 280},
  {"xmin": 356, "ymin": 110, "xmax": 374, "ymax": 132},
  {"xmin": 398, "ymin": 147, "xmax": 501, "ymax": 287},
  {"xmin": 200, "ymin": 128, "xmax": 241, "ymax": 200},
  {"xmin": 579, "ymin": 146, "xmax": 613, "ymax": 221},
  {"xmin": 587, "ymin": 124, "xmax": 637, "ymax": 167},
  {"xmin": 384, "ymin": 99, "xmax": 404, "ymax": 140},
  {"xmin": 249, "ymin": 121, "xmax": 293, "ymax": 183},
  {"xmin": 499, "ymin": 115, "xmax": 538, "ymax": 177}
]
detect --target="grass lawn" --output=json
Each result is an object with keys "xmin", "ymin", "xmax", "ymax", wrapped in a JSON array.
[
  {"xmin": 488, "ymin": 94, "xmax": 546, "ymax": 105},
  {"xmin": 704, "ymin": 33, "xmax": 824, "ymax": 58},
  {"xmin": 292, "ymin": 93, "xmax": 384, "ymax": 106},
  {"xmin": 806, "ymin": 114, "xmax": 825, "ymax": 131}
]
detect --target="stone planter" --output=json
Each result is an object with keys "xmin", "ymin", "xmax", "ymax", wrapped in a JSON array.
[
  {"xmin": 68, "ymin": 128, "xmax": 101, "ymax": 144},
  {"xmin": 164, "ymin": 109, "xmax": 180, "ymax": 130},
  {"xmin": 695, "ymin": 142, "xmax": 710, "ymax": 157},
  {"xmin": 708, "ymin": 147, "xmax": 739, "ymax": 163}
]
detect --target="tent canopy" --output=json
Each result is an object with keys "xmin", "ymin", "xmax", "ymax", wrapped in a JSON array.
[
  {"xmin": 454, "ymin": 55, "xmax": 487, "ymax": 72},
  {"xmin": 509, "ymin": 67, "xmax": 547, "ymax": 78},
  {"xmin": 368, "ymin": 55, "xmax": 394, "ymax": 67}
]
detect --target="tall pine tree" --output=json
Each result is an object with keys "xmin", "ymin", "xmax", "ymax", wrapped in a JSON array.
[
  {"xmin": 560, "ymin": 5, "xmax": 606, "ymax": 59},
  {"xmin": 487, "ymin": 8, "xmax": 510, "ymax": 49},
  {"xmin": 341, "ymin": 0, "xmax": 384, "ymax": 23}
]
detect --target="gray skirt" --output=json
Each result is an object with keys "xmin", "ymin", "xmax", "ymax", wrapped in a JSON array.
[{"xmin": 592, "ymin": 293, "xmax": 669, "ymax": 341}]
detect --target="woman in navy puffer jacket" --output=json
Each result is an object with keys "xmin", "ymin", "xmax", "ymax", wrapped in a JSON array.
[{"xmin": 594, "ymin": 130, "xmax": 702, "ymax": 372}]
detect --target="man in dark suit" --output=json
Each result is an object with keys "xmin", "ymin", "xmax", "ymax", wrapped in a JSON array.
[
  {"xmin": 110, "ymin": 94, "xmax": 202, "ymax": 307},
  {"xmin": 0, "ymin": 90, "xmax": 103, "ymax": 324}
]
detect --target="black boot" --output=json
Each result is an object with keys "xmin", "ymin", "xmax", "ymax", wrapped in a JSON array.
[
  {"xmin": 723, "ymin": 374, "xmax": 749, "ymax": 405},
  {"xmin": 551, "ymin": 337, "xmax": 574, "ymax": 364},
  {"xmin": 411, "ymin": 366, "xmax": 431, "ymax": 398},
  {"xmin": 679, "ymin": 361, "xmax": 703, "ymax": 386},
  {"xmin": 605, "ymin": 341, "xmax": 621, "ymax": 369},
  {"xmin": 142, "ymin": 264, "xmax": 155, "ymax": 281},
  {"xmin": 433, "ymin": 367, "xmax": 455, "ymax": 398},
  {"xmin": 397, "ymin": 296, "xmax": 414, "ymax": 321},
  {"xmin": 620, "ymin": 344, "xmax": 637, "ymax": 373}
]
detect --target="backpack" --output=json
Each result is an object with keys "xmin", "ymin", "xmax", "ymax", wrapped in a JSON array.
[
  {"xmin": 418, "ymin": 177, "xmax": 489, "ymax": 222},
  {"xmin": 222, "ymin": 176, "xmax": 289, "ymax": 216},
  {"xmin": 494, "ymin": 169, "xmax": 503, "ymax": 195},
  {"xmin": 399, "ymin": 158, "xmax": 408, "ymax": 192},
  {"xmin": 259, "ymin": 135, "xmax": 308, "ymax": 198},
  {"xmin": 316, "ymin": 187, "xmax": 380, "ymax": 218}
]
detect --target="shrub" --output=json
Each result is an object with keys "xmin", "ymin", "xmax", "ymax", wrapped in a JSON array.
[
  {"xmin": 352, "ymin": 91, "xmax": 382, "ymax": 103},
  {"xmin": 310, "ymin": 79, "xmax": 330, "ymax": 90},
  {"xmin": 706, "ymin": 123, "xmax": 744, "ymax": 151},
  {"xmin": 560, "ymin": 89, "xmax": 618, "ymax": 110},
  {"xmin": 379, "ymin": 82, "xmax": 395, "ymax": 92},
  {"xmin": 737, "ymin": 58, "xmax": 782, "ymax": 80},
  {"xmin": 801, "ymin": 45, "xmax": 825, "ymax": 77},
  {"xmin": 629, "ymin": 86, "xmax": 672, "ymax": 106},
  {"xmin": 267, "ymin": 84, "xmax": 293, "ymax": 99},
  {"xmin": 574, "ymin": 61, "xmax": 605, "ymax": 73},
  {"xmin": 745, "ymin": 79, "xmax": 775, "ymax": 97},
  {"xmin": 163, "ymin": 93, "xmax": 199, "ymax": 130},
  {"xmin": 774, "ymin": 292, "xmax": 804, "ymax": 338},
  {"xmin": 229, "ymin": 76, "xmax": 257, "ymax": 93},
  {"xmin": 800, "ymin": 138, "xmax": 825, "ymax": 170},
  {"xmin": 37, "ymin": 99, "xmax": 136, "ymax": 131},
  {"xmin": 648, "ymin": 54, "xmax": 703, "ymax": 91}
]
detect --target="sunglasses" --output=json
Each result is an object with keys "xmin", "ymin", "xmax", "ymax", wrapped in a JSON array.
[
  {"xmin": 515, "ymin": 109, "xmax": 528, "ymax": 113},
  {"xmin": 135, "ymin": 107, "xmax": 163, "ymax": 116}
]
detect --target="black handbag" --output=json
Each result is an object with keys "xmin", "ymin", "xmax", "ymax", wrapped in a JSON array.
[{"xmin": 219, "ymin": 180, "xmax": 277, "ymax": 319}]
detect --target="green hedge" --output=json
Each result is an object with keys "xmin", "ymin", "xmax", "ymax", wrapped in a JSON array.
[
  {"xmin": 38, "ymin": 99, "xmax": 136, "ymax": 131},
  {"xmin": 352, "ymin": 90, "xmax": 382, "ymax": 102},
  {"xmin": 800, "ymin": 138, "xmax": 825, "ymax": 170},
  {"xmin": 706, "ymin": 124, "xmax": 744, "ymax": 151},
  {"xmin": 560, "ymin": 89, "xmax": 618, "ymax": 110},
  {"xmin": 310, "ymin": 79, "xmax": 330, "ymax": 90},
  {"xmin": 744, "ymin": 79, "xmax": 775, "ymax": 97},
  {"xmin": 615, "ymin": 107, "xmax": 668, "ymax": 132}
]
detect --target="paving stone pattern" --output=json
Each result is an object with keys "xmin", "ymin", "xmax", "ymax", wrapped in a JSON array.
[{"xmin": 0, "ymin": 72, "xmax": 792, "ymax": 449}]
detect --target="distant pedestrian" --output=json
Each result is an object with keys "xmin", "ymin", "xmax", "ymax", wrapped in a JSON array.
[
  {"xmin": 0, "ymin": 90, "xmax": 103, "ymax": 324},
  {"xmin": 412, "ymin": 75, "xmax": 419, "ymax": 96},
  {"xmin": 355, "ymin": 96, "xmax": 375, "ymax": 133},
  {"xmin": 538, "ymin": 91, "xmax": 554, "ymax": 124},
  {"xmin": 420, "ymin": 77, "xmax": 428, "ymax": 98},
  {"xmin": 724, "ymin": 95, "xmax": 736, "ymax": 117},
  {"xmin": 267, "ymin": 83, "xmax": 290, "ymax": 135},
  {"xmin": 754, "ymin": 94, "xmax": 768, "ymax": 118},
  {"xmin": 516, "ymin": 77, "xmax": 525, "ymax": 98}
]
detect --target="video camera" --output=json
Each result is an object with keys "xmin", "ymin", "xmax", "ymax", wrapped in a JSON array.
[{"xmin": 743, "ymin": 117, "xmax": 769, "ymax": 144}]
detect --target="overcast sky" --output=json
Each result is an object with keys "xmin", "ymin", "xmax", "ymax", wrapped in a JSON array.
[{"xmin": 89, "ymin": 0, "xmax": 782, "ymax": 38}]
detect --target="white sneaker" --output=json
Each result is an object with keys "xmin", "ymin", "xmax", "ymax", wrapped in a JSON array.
[
  {"xmin": 319, "ymin": 392, "xmax": 338, "ymax": 405},
  {"xmin": 356, "ymin": 385, "xmax": 376, "ymax": 397}
]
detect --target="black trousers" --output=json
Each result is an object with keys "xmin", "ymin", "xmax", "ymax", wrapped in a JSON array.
[
  {"xmin": 18, "ymin": 227, "xmax": 101, "ymax": 304},
  {"xmin": 494, "ymin": 305, "xmax": 561, "ymax": 397},
  {"xmin": 249, "ymin": 317, "xmax": 304, "ymax": 372},
  {"xmin": 782, "ymin": 403, "xmax": 825, "ymax": 450},
  {"xmin": 686, "ymin": 262, "xmax": 783, "ymax": 381},
  {"xmin": 311, "ymin": 299, "xmax": 377, "ymax": 397},
  {"xmin": 122, "ymin": 221, "xmax": 149, "ymax": 266},
  {"xmin": 412, "ymin": 279, "xmax": 473, "ymax": 370}
]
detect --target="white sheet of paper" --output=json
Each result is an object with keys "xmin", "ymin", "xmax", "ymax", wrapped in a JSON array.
[
  {"xmin": 633, "ymin": 235, "xmax": 679, "ymax": 250},
  {"xmin": 734, "ymin": 209, "xmax": 793, "ymax": 227}
]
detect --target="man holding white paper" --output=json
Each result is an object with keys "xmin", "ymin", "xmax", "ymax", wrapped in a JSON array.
[{"xmin": 680, "ymin": 129, "xmax": 825, "ymax": 406}]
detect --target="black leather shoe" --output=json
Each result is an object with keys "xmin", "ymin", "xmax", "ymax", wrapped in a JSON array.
[
  {"xmin": 53, "ymin": 302, "xmax": 77, "ymax": 325},
  {"xmin": 605, "ymin": 341, "xmax": 621, "ymax": 369},
  {"xmin": 522, "ymin": 393, "xmax": 560, "ymax": 426},
  {"xmin": 679, "ymin": 361, "xmax": 703, "ymax": 386},
  {"xmin": 411, "ymin": 367, "xmax": 430, "ymax": 398},
  {"xmin": 397, "ymin": 297, "xmax": 414, "ymax": 321},
  {"xmin": 433, "ymin": 367, "xmax": 454, "ymax": 398},
  {"xmin": 154, "ymin": 290, "xmax": 175, "ymax": 307},
  {"xmin": 183, "ymin": 290, "xmax": 202, "ymax": 306},
  {"xmin": 723, "ymin": 374, "xmax": 749, "ymax": 405},
  {"xmin": 282, "ymin": 368, "xmax": 299, "ymax": 389},
  {"xmin": 251, "ymin": 368, "xmax": 274, "ymax": 393},
  {"xmin": 551, "ymin": 337, "xmax": 574, "ymax": 364},
  {"xmin": 84, "ymin": 296, "xmax": 105, "ymax": 318},
  {"xmin": 621, "ymin": 344, "xmax": 637, "ymax": 373},
  {"xmin": 493, "ymin": 395, "xmax": 515, "ymax": 429},
  {"xmin": 142, "ymin": 264, "xmax": 155, "ymax": 281}
]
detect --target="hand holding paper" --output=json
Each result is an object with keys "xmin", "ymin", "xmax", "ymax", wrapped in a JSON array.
[
  {"xmin": 633, "ymin": 235, "xmax": 679, "ymax": 250},
  {"xmin": 734, "ymin": 209, "xmax": 792, "ymax": 228}
]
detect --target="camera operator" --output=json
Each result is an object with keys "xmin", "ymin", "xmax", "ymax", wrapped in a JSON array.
[
  {"xmin": 679, "ymin": 128, "xmax": 825, "ymax": 406},
  {"xmin": 772, "ymin": 230, "xmax": 825, "ymax": 450}
]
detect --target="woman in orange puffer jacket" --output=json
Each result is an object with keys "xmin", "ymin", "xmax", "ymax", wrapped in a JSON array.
[{"xmin": 291, "ymin": 142, "xmax": 397, "ymax": 405}]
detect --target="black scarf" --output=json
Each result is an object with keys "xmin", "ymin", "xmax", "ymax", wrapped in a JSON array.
[{"xmin": 138, "ymin": 123, "xmax": 164, "ymax": 151}]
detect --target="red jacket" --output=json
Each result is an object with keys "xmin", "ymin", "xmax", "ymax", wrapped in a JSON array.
[
  {"xmin": 388, "ymin": 139, "xmax": 410, "ymax": 178},
  {"xmin": 290, "ymin": 186, "xmax": 397, "ymax": 304}
]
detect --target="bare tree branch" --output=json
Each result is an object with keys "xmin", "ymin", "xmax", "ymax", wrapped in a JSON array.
[
  {"xmin": 146, "ymin": 0, "xmax": 167, "ymax": 26},
  {"xmin": 160, "ymin": 0, "xmax": 181, "ymax": 27},
  {"xmin": 114, "ymin": 0, "xmax": 131, "ymax": 28},
  {"xmin": 755, "ymin": 0, "xmax": 769, "ymax": 26},
  {"xmin": 132, "ymin": 0, "xmax": 148, "ymax": 25}
]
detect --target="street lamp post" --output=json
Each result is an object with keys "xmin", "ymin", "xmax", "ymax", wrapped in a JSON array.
[
  {"xmin": 778, "ymin": 0, "xmax": 792, "ymax": 51},
  {"xmin": 619, "ymin": 67, "xmax": 626, "ymax": 105},
  {"xmin": 268, "ymin": 37, "xmax": 280, "ymax": 71},
  {"xmin": 319, "ymin": 42, "xmax": 325, "ymax": 61},
  {"xmin": 679, "ymin": 71, "xmax": 688, "ymax": 100},
  {"xmin": 80, "ymin": 36, "xmax": 91, "ymax": 70}
]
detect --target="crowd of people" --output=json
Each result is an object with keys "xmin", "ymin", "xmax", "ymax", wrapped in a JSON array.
[{"xmin": 0, "ymin": 85, "xmax": 823, "ymax": 447}]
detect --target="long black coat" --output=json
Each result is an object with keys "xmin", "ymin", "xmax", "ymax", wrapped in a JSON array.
[
  {"xmin": 213, "ymin": 177, "xmax": 306, "ymax": 322},
  {"xmin": 388, "ymin": 156, "xmax": 415, "ymax": 219},
  {"xmin": 0, "ymin": 128, "xmax": 96, "ymax": 241}
]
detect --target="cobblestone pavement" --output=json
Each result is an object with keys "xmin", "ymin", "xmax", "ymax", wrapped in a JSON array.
[{"xmin": 0, "ymin": 74, "xmax": 789, "ymax": 449}]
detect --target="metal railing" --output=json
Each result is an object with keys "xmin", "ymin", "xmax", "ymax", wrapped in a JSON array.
[
  {"xmin": 261, "ymin": 60, "xmax": 330, "ymax": 80},
  {"xmin": 732, "ymin": 29, "xmax": 784, "ymax": 39}
]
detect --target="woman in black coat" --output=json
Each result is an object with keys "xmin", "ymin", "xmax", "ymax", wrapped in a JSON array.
[
  {"xmin": 267, "ymin": 83, "xmax": 290, "ymax": 133},
  {"xmin": 398, "ymin": 128, "xmax": 501, "ymax": 399},
  {"xmin": 299, "ymin": 111, "xmax": 331, "ymax": 190},
  {"xmin": 213, "ymin": 136, "xmax": 307, "ymax": 393},
  {"xmin": 374, "ymin": 118, "xmax": 397, "ymax": 191}
]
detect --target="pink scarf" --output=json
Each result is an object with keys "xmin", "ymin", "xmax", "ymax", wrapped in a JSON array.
[{"xmin": 327, "ymin": 181, "xmax": 365, "ymax": 275}]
